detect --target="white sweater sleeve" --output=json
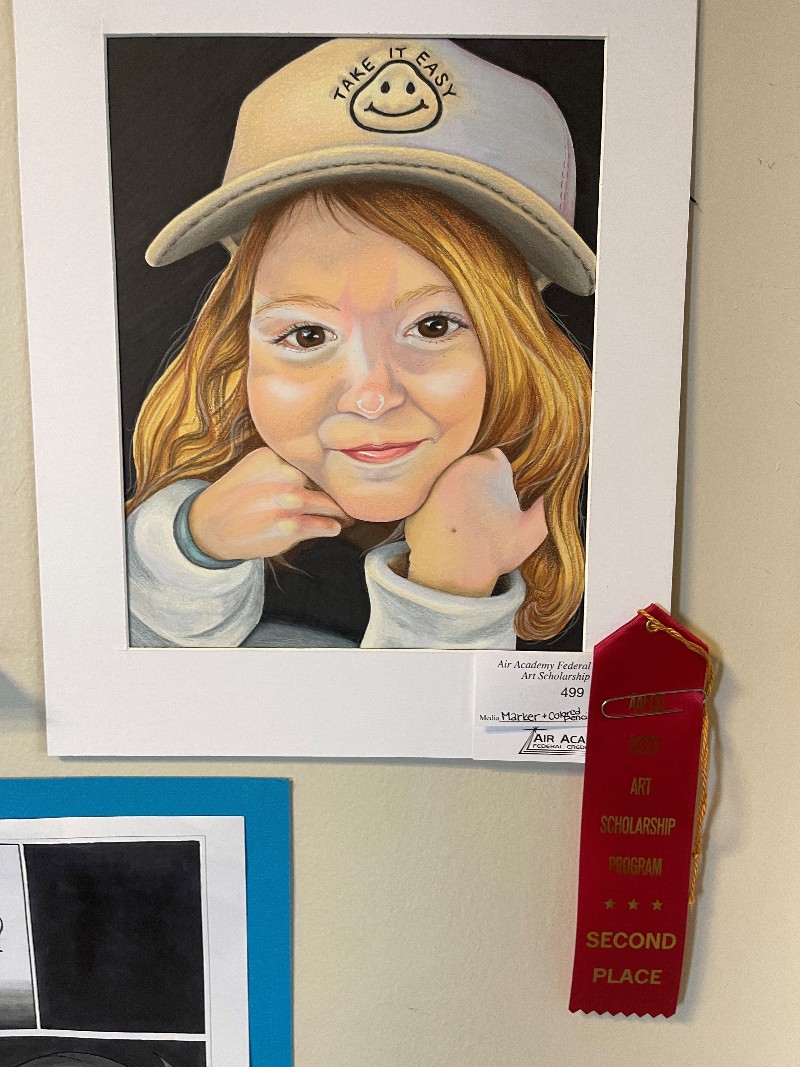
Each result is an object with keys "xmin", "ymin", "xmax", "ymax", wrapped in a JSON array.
[
  {"xmin": 126, "ymin": 479, "xmax": 265, "ymax": 648},
  {"xmin": 361, "ymin": 542, "xmax": 524, "ymax": 650}
]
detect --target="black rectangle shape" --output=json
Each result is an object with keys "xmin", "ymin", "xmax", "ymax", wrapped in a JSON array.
[{"xmin": 25, "ymin": 840, "xmax": 205, "ymax": 1034}]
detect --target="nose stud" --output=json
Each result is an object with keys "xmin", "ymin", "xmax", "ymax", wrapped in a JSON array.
[{"xmin": 356, "ymin": 392, "xmax": 385, "ymax": 416}]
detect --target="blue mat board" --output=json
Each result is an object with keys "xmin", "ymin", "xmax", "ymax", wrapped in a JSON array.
[{"xmin": 0, "ymin": 777, "xmax": 292, "ymax": 1067}]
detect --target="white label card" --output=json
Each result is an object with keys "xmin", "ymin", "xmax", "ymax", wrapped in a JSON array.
[{"xmin": 472, "ymin": 652, "xmax": 593, "ymax": 762}]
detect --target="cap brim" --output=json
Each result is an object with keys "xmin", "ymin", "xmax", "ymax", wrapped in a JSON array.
[{"xmin": 146, "ymin": 146, "xmax": 596, "ymax": 296}]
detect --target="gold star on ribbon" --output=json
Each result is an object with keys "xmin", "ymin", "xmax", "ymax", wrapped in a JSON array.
[
  {"xmin": 628, "ymin": 899, "xmax": 639, "ymax": 910},
  {"xmin": 652, "ymin": 899, "xmax": 663, "ymax": 910},
  {"xmin": 604, "ymin": 898, "xmax": 615, "ymax": 909}
]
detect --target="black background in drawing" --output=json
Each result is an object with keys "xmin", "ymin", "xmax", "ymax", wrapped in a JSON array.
[
  {"xmin": 24, "ymin": 841, "xmax": 205, "ymax": 1035},
  {"xmin": 107, "ymin": 37, "xmax": 603, "ymax": 651},
  {"xmin": 0, "ymin": 1036, "xmax": 205, "ymax": 1067}
]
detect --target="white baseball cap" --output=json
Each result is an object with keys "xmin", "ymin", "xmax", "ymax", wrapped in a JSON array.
[{"xmin": 146, "ymin": 38, "xmax": 596, "ymax": 296}]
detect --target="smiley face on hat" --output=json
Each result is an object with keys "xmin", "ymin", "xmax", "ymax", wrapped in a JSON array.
[{"xmin": 350, "ymin": 60, "xmax": 443, "ymax": 133}]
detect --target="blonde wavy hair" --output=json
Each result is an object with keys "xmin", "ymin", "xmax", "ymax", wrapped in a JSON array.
[{"xmin": 128, "ymin": 182, "xmax": 592, "ymax": 641}]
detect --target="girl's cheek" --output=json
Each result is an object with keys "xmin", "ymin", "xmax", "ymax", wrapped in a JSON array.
[
  {"xmin": 253, "ymin": 375, "xmax": 309, "ymax": 408},
  {"xmin": 247, "ymin": 365, "xmax": 336, "ymax": 445},
  {"xmin": 410, "ymin": 362, "xmax": 486, "ymax": 414}
]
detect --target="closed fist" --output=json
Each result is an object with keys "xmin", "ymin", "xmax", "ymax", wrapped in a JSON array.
[
  {"xmin": 189, "ymin": 447, "xmax": 350, "ymax": 561},
  {"xmin": 404, "ymin": 448, "xmax": 548, "ymax": 597}
]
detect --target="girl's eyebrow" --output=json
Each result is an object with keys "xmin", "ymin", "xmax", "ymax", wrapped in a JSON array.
[
  {"xmin": 393, "ymin": 284, "xmax": 458, "ymax": 309},
  {"xmin": 251, "ymin": 285, "xmax": 459, "ymax": 317},
  {"xmin": 252, "ymin": 293, "xmax": 340, "ymax": 315}
]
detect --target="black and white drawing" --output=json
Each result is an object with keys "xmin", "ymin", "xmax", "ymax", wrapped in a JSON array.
[
  {"xmin": 0, "ymin": 817, "xmax": 250, "ymax": 1067},
  {"xmin": 0, "ymin": 1042, "xmax": 202, "ymax": 1066}
]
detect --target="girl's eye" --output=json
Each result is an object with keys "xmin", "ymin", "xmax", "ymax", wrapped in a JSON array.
[
  {"xmin": 274, "ymin": 324, "xmax": 333, "ymax": 351},
  {"xmin": 291, "ymin": 325, "xmax": 326, "ymax": 349},
  {"xmin": 408, "ymin": 315, "xmax": 467, "ymax": 341}
]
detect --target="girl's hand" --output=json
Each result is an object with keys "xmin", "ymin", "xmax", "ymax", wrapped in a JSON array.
[
  {"xmin": 404, "ymin": 448, "xmax": 548, "ymax": 597},
  {"xmin": 188, "ymin": 447, "xmax": 350, "ymax": 561}
]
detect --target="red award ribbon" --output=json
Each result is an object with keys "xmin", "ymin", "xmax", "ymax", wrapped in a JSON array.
[{"xmin": 569, "ymin": 604, "xmax": 712, "ymax": 1017}]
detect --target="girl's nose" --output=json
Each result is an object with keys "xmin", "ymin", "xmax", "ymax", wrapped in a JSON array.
[{"xmin": 336, "ymin": 340, "xmax": 405, "ymax": 419}]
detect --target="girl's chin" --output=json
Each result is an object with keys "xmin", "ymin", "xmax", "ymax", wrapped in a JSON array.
[
  {"xmin": 341, "ymin": 501, "xmax": 415, "ymax": 524},
  {"xmin": 331, "ymin": 486, "xmax": 428, "ymax": 525}
]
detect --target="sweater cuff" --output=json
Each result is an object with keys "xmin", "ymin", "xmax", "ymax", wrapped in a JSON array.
[
  {"xmin": 173, "ymin": 488, "xmax": 244, "ymax": 570},
  {"xmin": 361, "ymin": 541, "xmax": 524, "ymax": 650},
  {"xmin": 126, "ymin": 479, "xmax": 264, "ymax": 647}
]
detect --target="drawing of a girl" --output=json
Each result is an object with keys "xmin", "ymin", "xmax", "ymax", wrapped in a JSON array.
[{"xmin": 124, "ymin": 38, "xmax": 597, "ymax": 650}]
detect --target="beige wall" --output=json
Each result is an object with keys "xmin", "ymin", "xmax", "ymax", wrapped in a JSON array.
[{"xmin": 1, "ymin": 2, "xmax": 799, "ymax": 1064}]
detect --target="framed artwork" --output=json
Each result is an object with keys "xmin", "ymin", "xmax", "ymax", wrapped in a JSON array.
[
  {"xmin": 14, "ymin": 0, "xmax": 698, "ymax": 756},
  {"xmin": 0, "ymin": 777, "xmax": 291, "ymax": 1067}
]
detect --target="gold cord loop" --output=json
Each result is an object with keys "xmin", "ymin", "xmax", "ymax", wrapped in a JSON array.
[{"xmin": 637, "ymin": 609, "xmax": 713, "ymax": 905}]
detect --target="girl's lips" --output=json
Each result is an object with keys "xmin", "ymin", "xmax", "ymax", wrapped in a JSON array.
[{"xmin": 337, "ymin": 440, "xmax": 423, "ymax": 464}]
